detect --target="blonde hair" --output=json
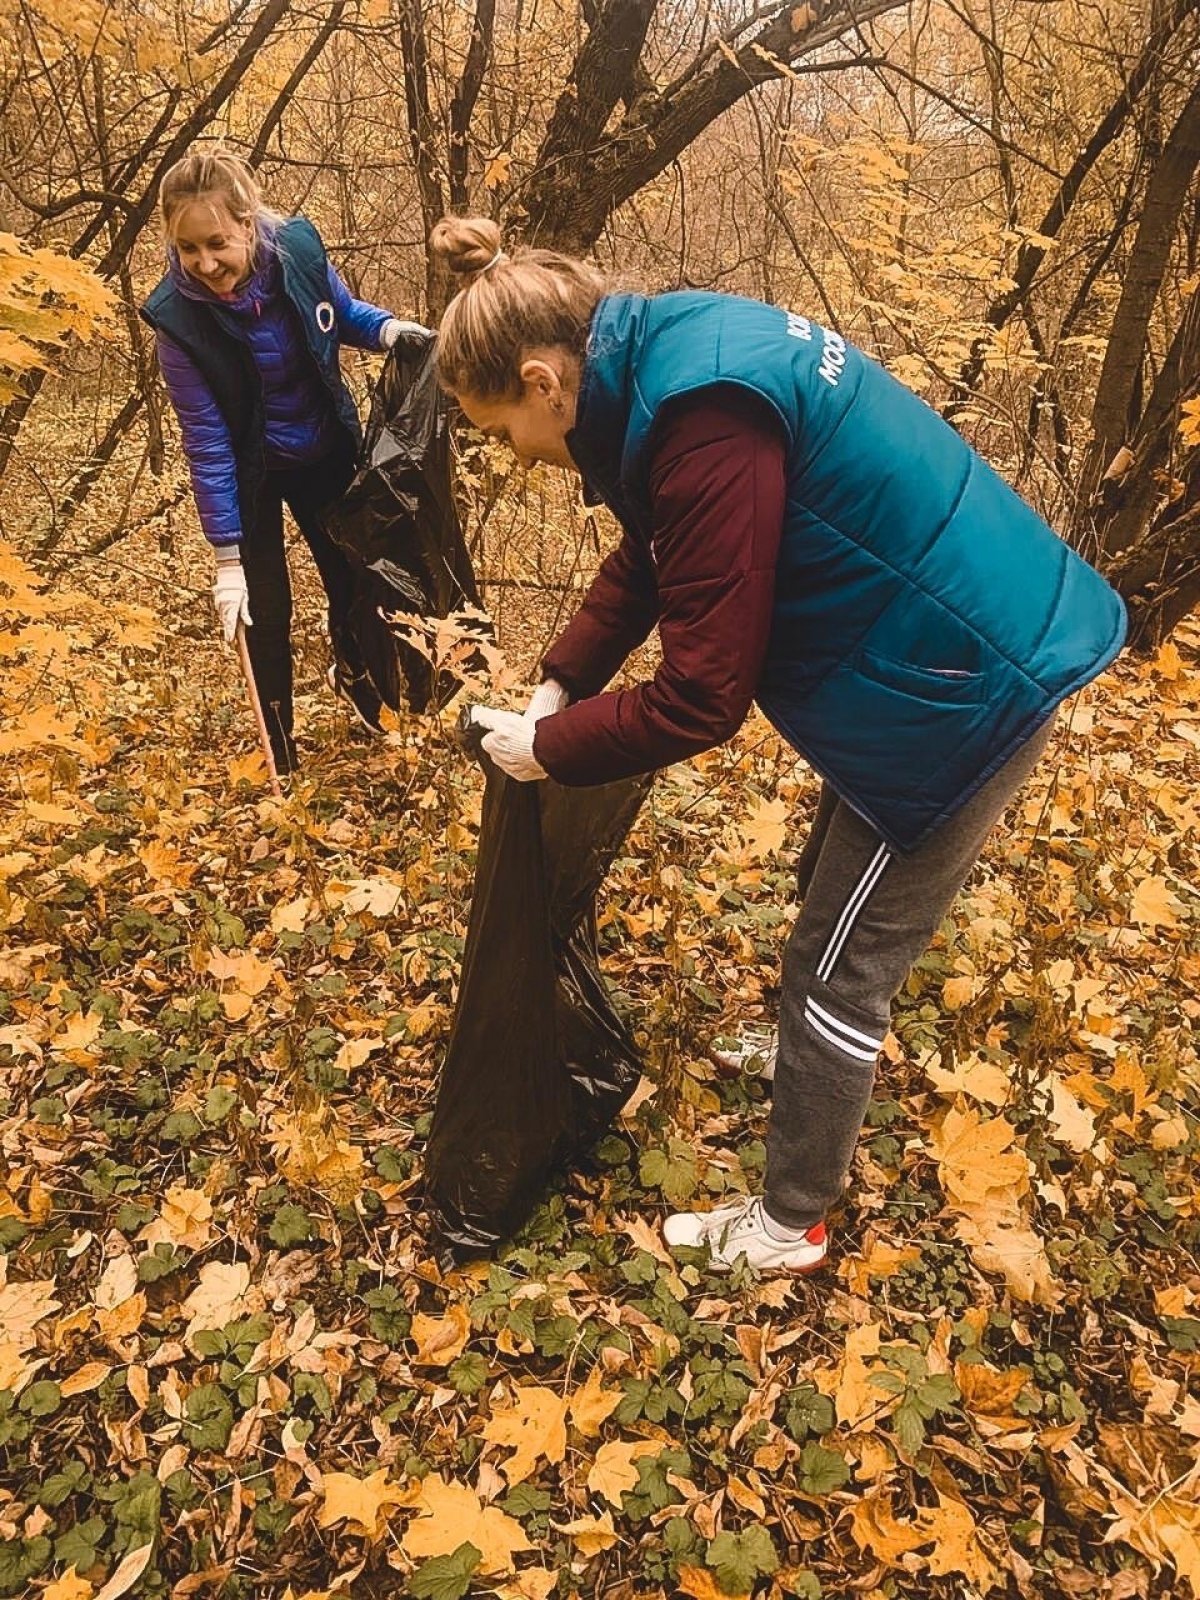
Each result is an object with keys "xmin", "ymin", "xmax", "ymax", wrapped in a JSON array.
[
  {"xmin": 160, "ymin": 145, "xmax": 279, "ymax": 252},
  {"xmin": 430, "ymin": 215, "xmax": 608, "ymax": 400}
]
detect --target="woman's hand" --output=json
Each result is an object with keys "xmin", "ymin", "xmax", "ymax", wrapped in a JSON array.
[
  {"xmin": 381, "ymin": 318, "xmax": 432, "ymax": 349},
  {"xmin": 471, "ymin": 707, "xmax": 548, "ymax": 781},
  {"xmin": 212, "ymin": 559, "xmax": 252, "ymax": 644},
  {"xmin": 524, "ymin": 678, "xmax": 569, "ymax": 720}
]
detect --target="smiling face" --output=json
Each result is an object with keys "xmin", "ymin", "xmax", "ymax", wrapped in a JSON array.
[
  {"xmin": 171, "ymin": 198, "xmax": 255, "ymax": 297},
  {"xmin": 456, "ymin": 351, "xmax": 581, "ymax": 470}
]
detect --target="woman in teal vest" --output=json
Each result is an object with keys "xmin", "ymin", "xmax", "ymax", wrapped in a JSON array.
[
  {"xmin": 433, "ymin": 214, "xmax": 1125, "ymax": 1273},
  {"xmin": 141, "ymin": 147, "xmax": 423, "ymax": 773}
]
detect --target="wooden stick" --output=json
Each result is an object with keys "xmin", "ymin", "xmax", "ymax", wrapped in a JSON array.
[{"xmin": 234, "ymin": 621, "xmax": 284, "ymax": 798}]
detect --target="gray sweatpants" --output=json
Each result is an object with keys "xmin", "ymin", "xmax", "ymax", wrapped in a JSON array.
[{"xmin": 766, "ymin": 719, "xmax": 1055, "ymax": 1228}]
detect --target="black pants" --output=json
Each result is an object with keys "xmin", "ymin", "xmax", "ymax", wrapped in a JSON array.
[{"xmin": 240, "ymin": 445, "xmax": 357, "ymax": 771}]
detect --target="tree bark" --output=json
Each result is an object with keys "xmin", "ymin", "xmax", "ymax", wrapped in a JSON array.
[
  {"xmin": 1082, "ymin": 79, "xmax": 1200, "ymax": 525},
  {"xmin": 516, "ymin": 0, "xmax": 912, "ymax": 252}
]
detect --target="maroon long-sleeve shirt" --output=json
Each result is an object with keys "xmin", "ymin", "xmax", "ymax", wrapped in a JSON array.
[{"xmin": 532, "ymin": 387, "xmax": 788, "ymax": 786}]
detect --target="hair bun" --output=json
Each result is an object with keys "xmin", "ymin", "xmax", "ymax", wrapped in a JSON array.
[{"xmin": 429, "ymin": 215, "xmax": 503, "ymax": 277}]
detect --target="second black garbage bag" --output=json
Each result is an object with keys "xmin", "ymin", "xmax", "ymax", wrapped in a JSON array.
[
  {"xmin": 425, "ymin": 718, "xmax": 650, "ymax": 1255},
  {"xmin": 324, "ymin": 328, "xmax": 482, "ymax": 713}
]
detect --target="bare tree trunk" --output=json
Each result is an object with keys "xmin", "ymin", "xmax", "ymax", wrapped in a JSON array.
[{"xmin": 1081, "ymin": 80, "xmax": 1200, "ymax": 525}]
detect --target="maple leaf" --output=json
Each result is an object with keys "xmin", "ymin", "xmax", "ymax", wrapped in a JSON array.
[
  {"xmin": 846, "ymin": 1490, "xmax": 924, "ymax": 1564},
  {"xmin": 928, "ymin": 1104, "xmax": 1029, "ymax": 1208},
  {"xmin": 182, "ymin": 1261, "xmax": 265, "ymax": 1351},
  {"xmin": 43, "ymin": 1568, "xmax": 94, "ymax": 1600},
  {"xmin": 954, "ymin": 1205, "xmax": 1059, "ymax": 1307},
  {"xmin": 585, "ymin": 1438, "xmax": 660, "ymax": 1505},
  {"xmin": 482, "ymin": 1384, "xmax": 568, "ymax": 1484},
  {"xmin": 733, "ymin": 794, "xmax": 790, "ymax": 861},
  {"xmin": 915, "ymin": 1492, "xmax": 1003, "ymax": 1591},
  {"xmin": 411, "ymin": 1303, "xmax": 472, "ymax": 1366},
  {"xmin": 676, "ymin": 1567, "xmax": 746, "ymax": 1600},
  {"xmin": 401, "ymin": 1474, "xmax": 532, "ymax": 1574},
  {"xmin": 1130, "ymin": 873, "xmax": 1181, "ymax": 930},
  {"xmin": 138, "ymin": 1184, "xmax": 214, "ymax": 1251},
  {"xmin": 551, "ymin": 1512, "xmax": 619, "ymax": 1556},
  {"xmin": 952, "ymin": 1359, "xmax": 1029, "ymax": 1418},
  {"xmin": 318, "ymin": 1467, "xmax": 409, "ymax": 1539},
  {"xmin": 568, "ymin": 1365, "xmax": 622, "ymax": 1438},
  {"xmin": 0, "ymin": 1277, "xmax": 60, "ymax": 1349}
]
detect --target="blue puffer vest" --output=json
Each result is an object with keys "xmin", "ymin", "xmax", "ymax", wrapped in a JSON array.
[
  {"xmin": 140, "ymin": 218, "xmax": 362, "ymax": 526},
  {"xmin": 570, "ymin": 292, "xmax": 1127, "ymax": 852}
]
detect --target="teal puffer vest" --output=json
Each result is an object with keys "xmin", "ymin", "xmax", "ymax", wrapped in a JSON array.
[{"xmin": 570, "ymin": 292, "xmax": 1126, "ymax": 851}]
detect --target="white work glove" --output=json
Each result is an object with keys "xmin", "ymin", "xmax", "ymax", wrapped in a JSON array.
[
  {"xmin": 212, "ymin": 558, "xmax": 252, "ymax": 644},
  {"xmin": 472, "ymin": 706, "xmax": 548, "ymax": 782},
  {"xmin": 524, "ymin": 678, "xmax": 569, "ymax": 721},
  {"xmin": 381, "ymin": 317, "xmax": 431, "ymax": 349}
]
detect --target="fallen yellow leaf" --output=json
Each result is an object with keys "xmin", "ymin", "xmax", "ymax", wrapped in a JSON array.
[
  {"xmin": 318, "ymin": 1467, "xmax": 409, "ymax": 1540},
  {"xmin": 42, "ymin": 1567, "xmax": 94, "ymax": 1600},
  {"xmin": 585, "ymin": 1438, "xmax": 659, "ymax": 1506},
  {"xmin": 552, "ymin": 1511, "xmax": 619, "ymax": 1556},
  {"xmin": 410, "ymin": 1303, "xmax": 471, "ymax": 1367},
  {"xmin": 402, "ymin": 1473, "xmax": 532, "ymax": 1573},
  {"xmin": 482, "ymin": 1384, "xmax": 568, "ymax": 1485},
  {"xmin": 568, "ymin": 1365, "xmax": 622, "ymax": 1438}
]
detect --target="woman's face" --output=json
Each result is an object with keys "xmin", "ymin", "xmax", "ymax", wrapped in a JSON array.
[
  {"xmin": 172, "ymin": 199, "xmax": 254, "ymax": 296},
  {"xmin": 457, "ymin": 352, "xmax": 580, "ymax": 471}
]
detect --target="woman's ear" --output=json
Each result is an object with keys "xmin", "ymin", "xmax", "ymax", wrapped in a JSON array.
[{"xmin": 519, "ymin": 356, "xmax": 565, "ymax": 403}]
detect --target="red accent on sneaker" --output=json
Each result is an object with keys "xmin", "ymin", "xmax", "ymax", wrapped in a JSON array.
[{"xmin": 806, "ymin": 1222, "xmax": 827, "ymax": 1245}]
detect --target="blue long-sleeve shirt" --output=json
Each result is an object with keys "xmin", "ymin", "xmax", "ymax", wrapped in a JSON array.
[{"xmin": 156, "ymin": 231, "xmax": 393, "ymax": 548}]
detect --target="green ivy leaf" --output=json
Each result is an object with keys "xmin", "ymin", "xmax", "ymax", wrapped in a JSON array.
[
  {"xmin": 783, "ymin": 1383, "xmax": 835, "ymax": 1443},
  {"xmin": 796, "ymin": 1441, "xmax": 851, "ymax": 1496},
  {"xmin": 268, "ymin": 1203, "xmax": 314, "ymax": 1248},
  {"xmin": 181, "ymin": 1383, "xmax": 233, "ymax": 1452},
  {"xmin": 408, "ymin": 1542, "xmax": 482, "ymax": 1600},
  {"xmin": 448, "ymin": 1352, "xmax": 489, "ymax": 1396},
  {"xmin": 705, "ymin": 1525, "xmax": 779, "ymax": 1595}
]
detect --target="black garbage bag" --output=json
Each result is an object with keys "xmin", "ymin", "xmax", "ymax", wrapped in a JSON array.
[
  {"xmin": 324, "ymin": 328, "xmax": 481, "ymax": 713},
  {"xmin": 425, "ymin": 711, "xmax": 650, "ymax": 1255}
]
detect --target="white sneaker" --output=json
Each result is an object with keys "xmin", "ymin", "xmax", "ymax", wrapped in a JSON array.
[
  {"xmin": 662, "ymin": 1196, "xmax": 827, "ymax": 1274},
  {"xmin": 709, "ymin": 1027, "xmax": 778, "ymax": 1081}
]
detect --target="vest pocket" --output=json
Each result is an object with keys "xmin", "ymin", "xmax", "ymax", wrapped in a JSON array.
[{"xmin": 856, "ymin": 647, "xmax": 988, "ymax": 706}]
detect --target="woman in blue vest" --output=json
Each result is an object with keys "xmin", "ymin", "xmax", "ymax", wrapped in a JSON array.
[
  {"xmin": 433, "ymin": 214, "xmax": 1127, "ymax": 1274},
  {"xmin": 141, "ymin": 147, "xmax": 422, "ymax": 774}
]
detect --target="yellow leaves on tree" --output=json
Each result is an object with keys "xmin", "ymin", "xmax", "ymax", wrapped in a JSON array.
[
  {"xmin": 0, "ymin": 233, "xmax": 112, "ymax": 398},
  {"xmin": 401, "ymin": 1474, "xmax": 532, "ymax": 1573}
]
